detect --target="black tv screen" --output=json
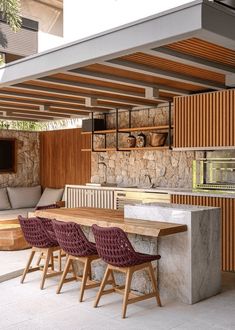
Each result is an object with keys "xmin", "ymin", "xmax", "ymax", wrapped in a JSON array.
[{"xmin": 0, "ymin": 139, "xmax": 16, "ymax": 172}]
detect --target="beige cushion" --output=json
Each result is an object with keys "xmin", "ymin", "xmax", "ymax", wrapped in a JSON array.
[
  {"xmin": 0, "ymin": 188, "xmax": 11, "ymax": 210},
  {"xmin": 36, "ymin": 187, "xmax": 64, "ymax": 207},
  {"xmin": 7, "ymin": 186, "xmax": 41, "ymax": 209}
]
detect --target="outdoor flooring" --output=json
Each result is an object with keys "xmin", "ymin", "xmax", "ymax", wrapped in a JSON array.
[{"xmin": 0, "ymin": 251, "xmax": 235, "ymax": 330}]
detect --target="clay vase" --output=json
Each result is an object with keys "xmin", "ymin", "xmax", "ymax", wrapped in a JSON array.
[
  {"xmin": 136, "ymin": 132, "xmax": 146, "ymax": 148},
  {"xmin": 126, "ymin": 134, "xmax": 136, "ymax": 148},
  {"xmin": 149, "ymin": 132, "xmax": 167, "ymax": 147}
]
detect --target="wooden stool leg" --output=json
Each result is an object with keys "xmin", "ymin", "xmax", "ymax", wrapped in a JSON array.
[
  {"xmin": 122, "ymin": 268, "xmax": 133, "ymax": 319},
  {"xmin": 58, "ymin": 250, "xmax": 62, "ymax": 272},
  {"xmin": 36, "ymin": 252, "xmax": 43, "ymax": 266},
  {"xmin": 109, "ymin": 269, "xmax": 116, "ymax": 287},
  {"xmin": 148, "ymin": 263, "xmax": 162, "ymax": 307},
  {"xmin": 79, "ymin": 259, "xmax": 90, "ymax": 302},
  {"xmin": 40, "ymin": 249, "xmax": 51, "ymax": 290},
  {"xmin": 88, "ymin": 261, "xmax": 92, "ymax": 280},
  {"xmin": 21, "ymin": 250, "xmax": 35, "ymax": 284},
  {"xmin": 50, "ymin": 252, "xmax": 55, "ymax": 271},
  {"xmin": 56, "ymin": 257, "xmax": 72, "ymax": 294},
  {"xmin": 94, "ymin": 266, "xmax": 111, "ymax": 308},
  {"xmin": 71, "ymin": 259, "xmax": 77, "ymax": 278}
]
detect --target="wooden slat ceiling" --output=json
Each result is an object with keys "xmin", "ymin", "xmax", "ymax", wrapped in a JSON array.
[
  {"xmin": 1, "ymin": 37, "xmax": 235, "ymax": 121},
  {"xmin": 166, "ymin": 38, "xmax": 235, "ymax": 68}
]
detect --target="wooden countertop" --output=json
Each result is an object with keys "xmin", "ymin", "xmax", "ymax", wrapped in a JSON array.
[{"xmin": 35, "ymin": 207, "xmax": 187, "ymax": 238}]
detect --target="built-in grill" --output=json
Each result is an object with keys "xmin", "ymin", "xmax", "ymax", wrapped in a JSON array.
[{"xmin": 193, "ymin": 152, "xmax": 235, "ymax": 194}]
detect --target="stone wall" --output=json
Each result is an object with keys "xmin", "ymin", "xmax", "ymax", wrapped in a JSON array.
[
  {"xmin": 0, "ymin": 130, "xmax": 40, "ymax": 187},
  {"xmin": 91, "ymin": 105, "xmax": 201, "ymax": 188}
]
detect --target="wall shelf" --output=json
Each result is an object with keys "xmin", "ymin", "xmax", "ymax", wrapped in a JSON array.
[
  {"xmin": 81, "ymin": 103, "xmax": 173, "ymax": 152},
  {"xmin": 118, "ymin": 146, "xmax": 169, "ymax": 151}
]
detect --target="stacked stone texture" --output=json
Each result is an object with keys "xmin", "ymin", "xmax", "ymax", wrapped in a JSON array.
[
  {"xmin": 91, "ymin": 105, "xmax": 202, "ymax": 188},
  {"xmin": 0, "ymin": 130, "xmax": 40, "ymax": 187}
]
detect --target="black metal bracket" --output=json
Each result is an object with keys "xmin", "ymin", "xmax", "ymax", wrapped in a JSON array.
[
  {"xmin": 116, "ymin": 108, "xmax": 119, "ymax": 151},
  {"xmin": 168, "ymin": 101, "xmax": 172, "ymax": 150}
]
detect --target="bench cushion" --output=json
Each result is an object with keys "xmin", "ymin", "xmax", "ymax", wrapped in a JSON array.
[
  {"xmin": 7, "ymin": 186, "xmax": 41, "ymax": 209},
  {"xmin": 0, "ymin": 188, "xmax": 11, "ymax": 210},
  {"xmin": 0, "ymin": 208, "xmax": 34, "ymax": 220},
  {"xmin": 36, "ymin": 187, "xmax": 64, "ymax": 207}
]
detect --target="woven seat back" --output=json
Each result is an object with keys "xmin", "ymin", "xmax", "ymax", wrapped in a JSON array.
[
  {"xmin": 35, "ymin": 204, "xmax": 60, "ymax": 211},
  {"xmin": 38, "ymin": 217, "xmax": 58, "ymax": 243},
  {"xmin": 52, "ymin": 220, "xmax": 97, "ymax": 257},
  {"xmin": 18, "ymin": 216, "xmax": 57, "ymax": 248},
  {"xmin": 92, "ymin": 225, "xmax": 144, "ymax": 267}
]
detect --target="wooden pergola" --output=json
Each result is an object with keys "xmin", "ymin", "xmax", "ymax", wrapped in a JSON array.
[{"xmin": 0, "ymin": 0, "xmax": 234, "ymax": 121}]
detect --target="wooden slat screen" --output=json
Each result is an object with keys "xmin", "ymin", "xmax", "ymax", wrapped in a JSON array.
[
  {"xmin": 171, "ymin": 194, "xmax": 235, "ymax": 272},
  {"xmin": 174, "ymin": 89, "xmax": 235, "ymax": 148},
  {"xmin": 40, "ymin": 128, "xmax": 91, "ymax": 188}
]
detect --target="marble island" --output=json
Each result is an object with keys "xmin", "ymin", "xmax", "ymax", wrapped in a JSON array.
[
  {"xmin": 35, "ymin": 203, "xmax": 220, "ymax": 305},
  {"xmin": 125, "ymin": 203, "xmax": 221, "ymax": 304}
]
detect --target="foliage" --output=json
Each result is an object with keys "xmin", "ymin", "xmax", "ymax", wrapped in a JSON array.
[{"xmin": 0, "ymin": 0, "xmax": 22, "ymax": 32}]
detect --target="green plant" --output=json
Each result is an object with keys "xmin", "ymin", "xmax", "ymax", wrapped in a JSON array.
[{"xmin": 0, "ymin": 0, "xmax": 22, "ymax": 32}]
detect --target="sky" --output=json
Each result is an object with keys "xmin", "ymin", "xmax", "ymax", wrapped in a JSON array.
[{"xmin": 63, "ymin": 0, "xmax": 192, "ymax": 43}]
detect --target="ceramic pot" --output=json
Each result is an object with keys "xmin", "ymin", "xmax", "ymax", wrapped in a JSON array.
[
  {"xmin": 136, "ymin": 132, "xmax": 146, "ymax": 147},
  {"xmin": 126, "ymin": 134, "xmax": 136, "ymax": 147},
  {"xmin": 149, "ymin": 132, "xmax": 167, "ymax": 147}
]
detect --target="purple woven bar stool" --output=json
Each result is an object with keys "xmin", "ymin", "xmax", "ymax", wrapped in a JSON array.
[
  {"xmin": 52, "ymin": 220, "xmax": 100, "ymax": 302},
  {"xmin": 35, "ymin": 204, "xmax": 66, "ymax": 271},
  {"xmin": 92, "ymin": 224, "xmax": 162, "ymax": 318},
  {"xmin": 18, "ymin": 216, "xmax": 62, "ymax": 290},
  {"xmin": 35, "ymin": 203, "xmax": 60, "ymax": 211}
]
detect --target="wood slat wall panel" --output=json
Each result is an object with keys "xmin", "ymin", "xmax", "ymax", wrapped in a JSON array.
[
  {"xmin": 174, "ymin": 89, "xmax": 235, "ymax": 148},
  {"xmin": 40, "ymin": 128, "xmax": 91, "ymax": 188},
  {"xmin": 171, "ymin": 194, "xmax": 235, "ymax": 271}
]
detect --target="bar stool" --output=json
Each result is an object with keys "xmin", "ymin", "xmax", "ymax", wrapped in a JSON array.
[
  {"xmin": 35, "ymin": 204, "xmax": 65, "ymax": 270},
  {"xmin": 92, "ymin": 224, "xmax": 162, "ymax": 318},
  {"xmin": 52, "ymin": 220, "xmax": 101, "ymax": 302},
  {"xmin": 19, "ymin": 216, "xmax": 63, "ymax": 289}
]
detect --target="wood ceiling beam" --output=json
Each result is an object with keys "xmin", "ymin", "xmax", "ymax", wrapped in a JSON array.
[
  {"xmin": 105, "ymin": 59, "xmax": 226, "ymax": 90},
  {"xmin": 37, "ymin": 76, "xmax": 145, "ymax": 98},
  {"xmin": 0, "ymin": 115, "xmax": 40, "ymax": 121},
  {"xmin": 0, "ymin": 106, "xmax": 70, "ymax": 118},
  {"xmin": 9, "ymin": 83, "xmax": 169, "ymax": 106},
  {"xmin": 147, "ymin": 47, "xmax": 235, "ymax": 75},
  {"xmin": 67, "ymin": 69, "xmax": 190, "ymax": 96}
]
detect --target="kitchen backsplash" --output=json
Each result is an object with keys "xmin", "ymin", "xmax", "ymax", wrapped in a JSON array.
[{"xmin": 90, "ymin": 104, "xmax": 203, "ymax": 188}]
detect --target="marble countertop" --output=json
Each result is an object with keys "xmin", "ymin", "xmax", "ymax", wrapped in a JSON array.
[{"xmin": 68, "ymin": 184, "xmax": 235, "ymax": 198}]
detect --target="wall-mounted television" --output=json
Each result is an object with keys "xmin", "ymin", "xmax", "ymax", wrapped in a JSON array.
[{"xmin": 0, "ymin": 138, "xmax": 16, "ymax": 173}]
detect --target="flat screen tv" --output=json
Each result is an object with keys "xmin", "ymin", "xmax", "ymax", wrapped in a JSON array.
[{"xmin": 0, "ymin": 138, "xmax": 16, "ymax": 173}]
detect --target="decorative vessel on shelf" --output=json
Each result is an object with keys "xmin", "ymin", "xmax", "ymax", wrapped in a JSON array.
[
  {"xmin": 149, "ymin": 132, "xmax": 167, "ymax": 147},
  {"xmin": 126, "ymin": 134, "xmax": 136, "ymax": 148},
  {"xmin": 136, "ymin": 132, "xmax": 146, "ymax": 147}
]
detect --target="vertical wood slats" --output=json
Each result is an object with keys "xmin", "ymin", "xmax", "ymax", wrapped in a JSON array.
[
  {"xmin": 174, "ymin": 89, "xmax": 235, "ymax": 148},
  {"xmin": 40, "ymin": 128, "xmax": 91, "ymax": 188},
  {"xmin": 171, "ymin": 194, "xmax": 235, "ymax": 272},
  {"xmin": 66, "ymin": 186, "xmax": 114, "ymax": 209}
]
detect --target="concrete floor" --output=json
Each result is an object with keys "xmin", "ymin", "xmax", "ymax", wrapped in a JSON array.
[{"xmin": 0, "ymin": 251, "xmax": 235, "ymax": 330}]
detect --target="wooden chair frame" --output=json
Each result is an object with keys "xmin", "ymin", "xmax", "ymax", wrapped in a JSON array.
[
  {"xmin": 94, "ymin": 261, "xmax": 162, "ymax": 318},
  {"xmin": 36, "ymin": 250, "xmax": 66, "ymax": 271},
  {"xmin": 21, "ymin": 246, "xmax": 63, "ymax": 290},
  {"xmin": 56, "ymin": 254, "xmax": 102, "ymax": 302}
]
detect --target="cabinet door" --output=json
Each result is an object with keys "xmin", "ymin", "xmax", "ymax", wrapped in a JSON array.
[
  {"xmin": 174, "ymin": 89, "xmax": 235, "ymax": 148},
  {"xmin": 171, "ymin": 194, "xmax": 235, "ymax": 272}
]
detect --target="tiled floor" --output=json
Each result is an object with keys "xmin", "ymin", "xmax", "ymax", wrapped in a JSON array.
[
  {"xmin": 0, "ymin": 256, "xmax": 235, "ymax": 330},
  {"xmin": 0, "ymin": 249, "xmax": 30, "ymax": 282}
]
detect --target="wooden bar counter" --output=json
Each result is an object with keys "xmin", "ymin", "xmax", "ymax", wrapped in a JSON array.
[
  {"xmin": 34, "ymin": 204, "xmax": 220, "ymax": 305},
  {"xmin": 34, "ymin": 207, "xmax": 187, "ymax": 238}
]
